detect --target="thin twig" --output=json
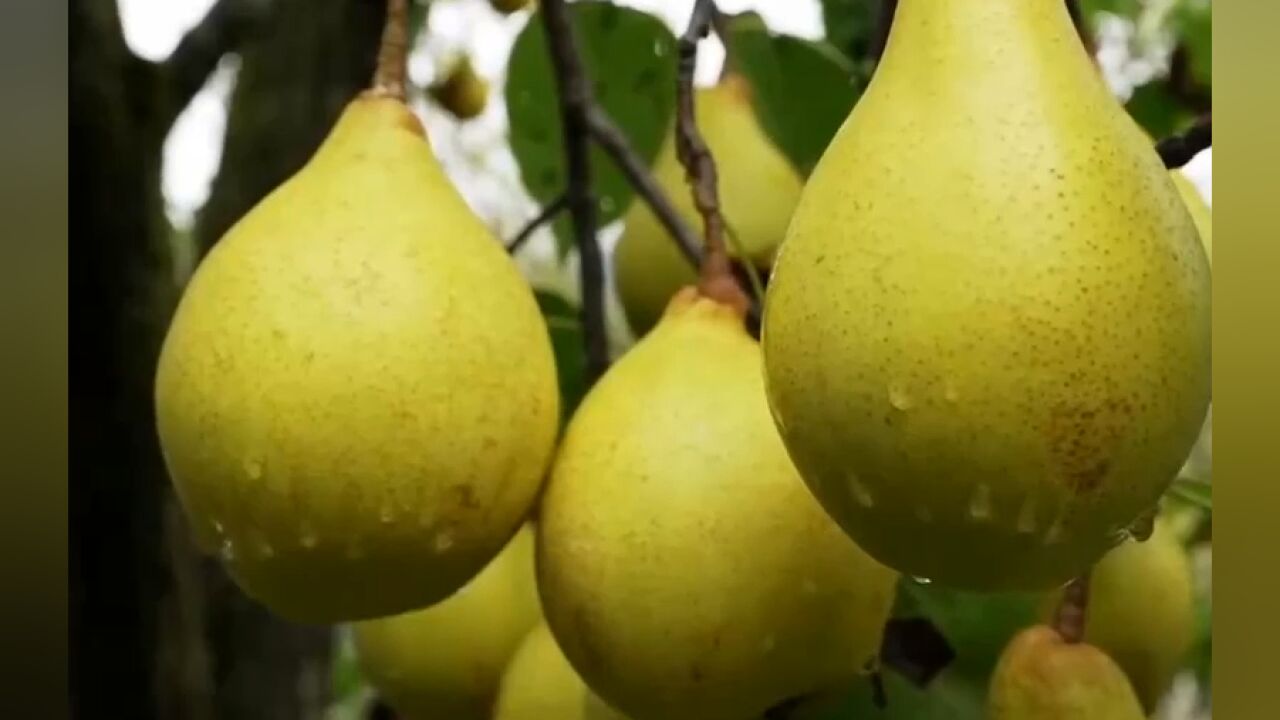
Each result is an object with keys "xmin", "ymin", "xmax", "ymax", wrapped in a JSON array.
[
  {"xmin": 1053, "ymin": 571, "xmax": 1092, "ymax": 644},
  {"xmin": 539, "ymin": 0, "xmax": 610, "ymax": 383},
  {"xmin": 1158, "ymin": 115, "xmax": 1212, "ymax": 169},
  {"xmin": 506, "ymin": 195, "xmax": 569, "ymax": 254},
  {"xmin": 584, "ymin": 108, "xmax": 702, "ymax": 268},
  {"xmin": 372, "ymin": 0, "xmax": 411, "ymax": 100},
  {"xmin": 675, "ymin": 0, "xmax": 749, "ymax": 315}
]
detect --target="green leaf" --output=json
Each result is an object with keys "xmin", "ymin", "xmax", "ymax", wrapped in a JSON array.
[
  {"xmin": 1167, "ymin": 476, "xmax": 1212, "ymax": 511},
  {"xmin": 1125, "ymin": 80, "xmax": 1197, "ymax": 139},
  {"xmin": 1173, "ymin": 0, "xmax": 1212, "ymax": 87},
  {"xmin": 895, "ymin": 579, "xmax": 1041, "ymax": 684},
  {"xmin": 725, "ymin": 14, "xmax": 865, "ymax": 176},
  {"xmin": 814, "ymin": 670, "xmax": 985, "ymax": 720},
  {"xmin": 818, "ymin": 0, "xmax": 877, "ymax": 62},
  {"xmin": 534, "ymin": 289, "xmax": 589, "ymax": 425},
  {"xmin": 507, "ymin": 2, "xmax": 678, "ymax": 257}
]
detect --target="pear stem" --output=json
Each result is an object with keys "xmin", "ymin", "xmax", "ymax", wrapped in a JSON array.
[
  {"xmin": 677, "ymin": 0, "xmax": 751, "ymax": 317},
  {"xmin": 372, "ymin": 0, "xmax": 410, "ymax": 100},
  {"xmin": 1053, "ymin": 570, "xmax": 1093, "ymax": 644}
]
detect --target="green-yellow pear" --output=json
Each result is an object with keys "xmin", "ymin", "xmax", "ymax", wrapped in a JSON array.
[
  {"xmin": 429, "ymin": 56, "xmax": 489, "ymax": 120},
  {"xmin": 1039, "ymin": 518, "xmax": 1195, "ymax": 713},
  {"xmin": 762, "ymin": 0, "xmax": 1211, "ymax": 591},
  {"xmin": 1171, "ymin": 171, "xmax": 1212, "ymax": 262},
  {"xmin": 613, "ymin": 76, "xmax": 802, "ymax": 336},
  {"xmin": 989, "ymin": 625, "xmax": 1146, "ymax": 720},
  {"xmin": 491, "ymin": 0, "xmax": 534, "ymax": 15},
  {"xmin": 352, "ymin": 524, "xmax": 541, "ymax": 720},
  {"xmin": 537, "ymin": 288, "xmax": 900, "ymax": 720},
  {"xmin": 493, "ymin": 622, "xmax": 629, "ymax": 720},
  {"xmin": 154, "ymin": 83, "xmax": 560, "ymax": 620}
]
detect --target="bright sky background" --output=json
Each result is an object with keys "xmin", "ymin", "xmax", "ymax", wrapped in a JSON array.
[{"xmin": 117, "ymin": 0, "xmax": 1211, "ymax": 320}]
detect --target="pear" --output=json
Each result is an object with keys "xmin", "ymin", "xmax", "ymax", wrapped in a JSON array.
[
  {"xmin": 352, "ymin": 524, "xmax": 541, "ymax": 720},
  {"xmin": 154, "ymin": 80, "xmax": 560, "ymax": 619},
  {"xmin": 429, "ymin": 56, "xmax": 489, "ymax": 120},
  {"xmin": 989, "ymin": 625, "xmax": 1145, "ymax": 719},
  {"xmin": 761, "ymin": 0, "xmax": 1212, "ymax": 590},
  {"xmin": 494, "ymin": 622, "xmax": 629, "ymax": 720},
  {"xmin": 613, "ymin": 76, "xmax": 803, "ymax": 336},
  {"xmin": 1038, "ymin": 518, "xmax": 1195, "ymax": 713},
  {"xmin": 491, "ymin": 0, "xmax": 534, "ymax": 15},
  {"xmin": 537, "ymin": 288, "xmax": 899, "ymax": 720},
  {"xmin": 1171, "ymin": 170, "xmax": 1212, "ymax": 262}
]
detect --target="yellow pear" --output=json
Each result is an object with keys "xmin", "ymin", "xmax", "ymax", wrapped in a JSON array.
[
  {"xmin": 429, "ymin": 56, "xmax": 489, "ymax": 120},
  {"xmin": 989, "ymin": 625, "xmax": 1146, "ymax": 719},
  {"xmin": 1171, "ymin": 170, "xmax": 1212, "ymax": 262},
  {"xmin": 762, "ymin": 0, "xmax": 1212, "ymax": 591},
  {"xmin": 352, "ymin": 524, "xmax": 541, "ymax": 720},
  {"xmin": 154, "ymin": 88, "xmax": 560, "ymax": 622},
  {"xmin": 613, "ymin": 76, "xmax": 803, "ymax": 336},
  {"xmin": 493, "ymin": 622, "xmax": 629, "ymax": 720},
  {"xmin": 1039, "ymin": 518, "xmax": 1195, "ymax": 713},
  {"xmin": 537, "ymin": 288, "xmax": 899, "ymax": 720}
]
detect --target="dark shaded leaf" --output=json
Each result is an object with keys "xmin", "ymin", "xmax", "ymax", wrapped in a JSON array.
[
  {"xmin": 507, "ymin": 2, "xmax": 678, "ymax": 257},
  {"xmin": 724, "ymin": 13, "xmax": 865, "ymax": 176}
]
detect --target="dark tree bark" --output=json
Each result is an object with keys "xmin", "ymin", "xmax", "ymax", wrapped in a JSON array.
[{"xmin": 69, "ymin": 0, "xmax": 176, "ymax": 717}]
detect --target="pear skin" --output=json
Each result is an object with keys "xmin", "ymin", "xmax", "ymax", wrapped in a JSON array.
[
  {"xmin": 494, "ymin": 622, "xmax": 630, "ymax": 720},
  {"xmin": 989, "ymin": 625, "xmax": 1145, "ymax": 719},
  {"xmin": 762, "ymin": 0, "xmax": 1212, "ymax": 591},
  {"xmin": 1039, "ymin": 518, "xmax": 1195, "ymax": 713},
  {"xmin": 155, "ymin": 94, "xmax": 560, "ymax": 622},
  {"xmin": 352, "ymin": 524, "xmax": 541, "ymax": 720},
  {"xmin": 613, "ymin": 76, "xmax": 802, "ymax": 336},
  {"xmin": 1171, "ymin": 170, "xmax": 1212, "ymax": 262},
  {"xmin": 537, "ymin": 289, "xmax": 899, "ymax": 720}
]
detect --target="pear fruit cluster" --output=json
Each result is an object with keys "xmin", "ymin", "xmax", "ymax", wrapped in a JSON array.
[
  {"xmin": 493, "ymin": 622, "xmax": 629, "ymax": 720},
  {"xmin": 155, "ymin": 73, "xmax": 559, "ymax": 620},
  {"xmin": 352, "ymin": 525, "xmax": 541, "ymax": 720},
  {"xmin": 613, "ymin": 76, "xmax": 802, "ymax": 336},
  {"xmin": 761, "ymin": 0, "xmax": 1212, "ymax": 590},
  {"xmin": 536, "ymin": 289, "xmax": 899, "ymax": 720}
]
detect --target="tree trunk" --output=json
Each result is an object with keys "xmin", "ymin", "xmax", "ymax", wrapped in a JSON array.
[{"xmin": 69, "ymin": 0, "xmax": 174, "ymax": 716}]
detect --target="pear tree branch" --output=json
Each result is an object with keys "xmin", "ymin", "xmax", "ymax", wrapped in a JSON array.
[
  {"xmin": 506, "ymin": 194, "xmax": 569, "ymax": 254},
  {"xmin": 584, "ymin": 108, "xmax": 703, "ymax": 267},
  {"xmin": 1053, "ymin": 571, "xmax": 1093, "ymax": 644},
  {"xmin": 538, "ymin": 0, "xmax": 610, "ymax": 383},
  {"xmin": 1157, "ymin": 115, "xmax": 1212, "ymax": 169},
  {"xmin": 675, "ymin": 0, "xmax": 749, "ymax": 316}
]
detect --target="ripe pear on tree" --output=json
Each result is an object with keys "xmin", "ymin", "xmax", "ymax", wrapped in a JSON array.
[
  {"xmin": 540, "ymin": 118, "xmax": 898, "ymax": 718},
  {"xmin": 762, "ymin": 0, "xmax": 1211, "ymax": 591},
  {"xmin": 612, "ymin": 74, "xmax": 802, "ymax": 337},
  {"xmin": 1171, "ymin": 170, "xmax": 1212, "ymax": 263},
  {"xmin": 1038, "ymin": 516, "xmax": 1195, "ymax": 713},
  {"xmin": 352, "ymin": 524, "xmax": 541, "ymax": 720},
  {"xmin": 429, "ymin": 55, "xmax": 490, "ymax": 120},
  {"xmin": 989, "ymin": 625, "xmax": 1146, "ymax": 720},
  {"xmin": 493, "ymin": 622, "xmax": 629, "ymax": 720},
  {"xmin": 153, "ymin": 0, "xmax": 559, "ymax": 623}
]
